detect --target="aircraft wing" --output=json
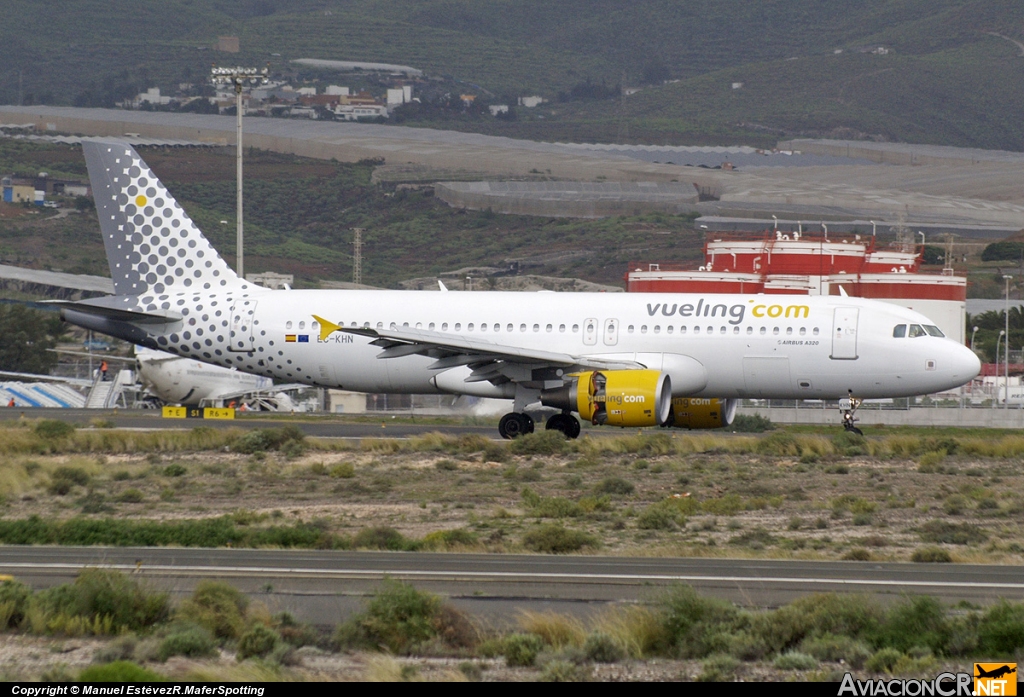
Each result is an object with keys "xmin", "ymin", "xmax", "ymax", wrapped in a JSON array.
[
  {"xmin": 316, "ymin": 316, "xmax": 643, "ymax": 384},
  {"xmin": 0, "ymin": 371, "xmax": 93, "ymax": 387}
]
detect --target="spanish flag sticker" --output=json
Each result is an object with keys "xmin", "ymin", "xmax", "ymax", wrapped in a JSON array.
[{"xmin": 285, "ymin": 335, "xmax": 297, "ymax": 342}]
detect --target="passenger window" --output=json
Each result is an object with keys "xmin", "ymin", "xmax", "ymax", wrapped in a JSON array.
[
  {"xmin": 799, "ymin": 327, "xmax": 806, "ymax": 336},
  {"xmin": 533, "ymin": 324, "xmax": 540, "ymax": 332},
  {"xmin": 390, "ymin": 322, "xmax": 397, "ymax": 330},
  {"xmin": 507, "ymin": 324, "xmax": 513, "ymax": 332},
  {"xmin": 441, "ymin": 323, "xmax": 448, "ymax": 330},
  {"xmin": 924, "ymin": 325, "xmax": 944, "ymax": 337},
  {"xmin": 403, "ymin": 322, "xmax": 409, "ymax": 328},
  {"xmin": 454, "ymin": 323, "xmax": 461, "ymax": 331},
  {"xmin": 627, "ymin": 325, "xmax": 634, "ymax": 333},
  {"xmin": 654, "ymin": 325, "xmax": 660, "ymax": 334},
  {"xmin": 773, "ymin": 327, "xmax": 780, "ymax": 335},
  {"xmin": 415, "ymin": 322, "xmax": 422, "ymax": 329},
  {"xmin": 694, "ymin": 326, "xmax": 700, "ymax": 335},
  {"xmin": 286, "ymin": 321, "xmax": 293, "ymax": 330},
  {"xmin": 909, "ymin": 324, "xmax": 926, "ymax": 338},
  {"xmin": 786, "ymin": 327, "xmax": 793, "ymax": 335},
  {"xmin": 719, "ymin": 326, "xmax": 726, "ymax": 334},
  {"xmin": 559, "ymin": 324, "xmax": 566, "ymax": 333},
  {"xmin": 746, "ymin": 326, "xmax": 753, "ymax": 335},
  {"xmin": 520, "ymin": 324, "xmax": 527, "ymax": 332},
  {"xmin": 667, "ymin": 325, "xmax": 674, "ymax": 334},
  {"xmin": 813, "ymin": 327, "xmax": 819, "ymax": 335},
  {"xmin": 312, "ymin": 321, "xmax": 319, "ymax": 330},
  {"xmin": 707, "ymin": 326, "xmax": 713, "ymax": 334},
  {"xmin": 479, "ymin": 323, "xmax": 486, "ymax": 331},
  {"xmin": 493, "ymin": 323, "xmax": 500, "ymax": 332},
  {"xmin": 680, "ymin": 326, "xmax": 687, "ymax": 334},
  {"xmin": 572, "ymin": 324, "xmax": 579, "ymax": 333},
  {"xmin": 468, "ymin": 323, "xmax": 475, "ymax": 331},
  {"xmin": 298, "ymin": 321, "xmax": 306, "ymax": 330},
  {"xmin": 428, "ymin": 322, "xmax": 435, "ymax": 330},
  {"xmin": 760, "ymin": 327, "xmax": 766, "ymax": 335},
  {"xmin": 641, "ymin": 325, "xmax": 648, "ymax": 334},
  {"xmin": 733, "ymin": 326, "xmax": 740, "ymax": 334},
  {"xmin": 546, "ymin": 324, "xmax": 553, "ymax": 332},
  {"xmin": 893, "ymin": 324, "xmax": 907, "ymax": 338}
]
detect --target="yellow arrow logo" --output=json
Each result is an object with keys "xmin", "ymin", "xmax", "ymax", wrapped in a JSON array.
[{"xmin": 313, "ymin": 315, "xmax": 341, "ymax": 341}]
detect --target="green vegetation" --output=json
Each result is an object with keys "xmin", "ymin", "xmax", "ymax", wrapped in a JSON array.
[
  {"xmin": 0, "ymin": 306, "xmax": 66, "ymax": 374},
  {"xmin": 0, "ymin": 571, "xmax": 1023, "ymax": 679},
  {"xmin": 0, "ymin": 141, "xmax": 702, "ymax": 289},
  {"xmin": 6, "ymin": 2, "xmax": 1024, "ymax": 148}
]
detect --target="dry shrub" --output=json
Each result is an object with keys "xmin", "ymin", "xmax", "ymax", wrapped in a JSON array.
[
  {"xmin": 517, "ymin": 610, "xmax": 586, "ymax": 649},
  {"xmin": 590, "ymin": 606, "xmax": 666, "ymax": 659}
]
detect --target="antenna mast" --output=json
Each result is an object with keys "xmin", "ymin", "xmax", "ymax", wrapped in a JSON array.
[{"xmin": 352, "ymin": 227, "xmax": 363, "ymax": 285}]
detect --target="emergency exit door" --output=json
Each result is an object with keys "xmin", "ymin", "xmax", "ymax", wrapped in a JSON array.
[{"xmin": 831, "ymin": 307, "xmax": 859, "ymax": 360}]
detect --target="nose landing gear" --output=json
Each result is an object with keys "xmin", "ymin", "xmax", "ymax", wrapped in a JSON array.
[{"xmin": 839, "ymin": 391, "xmax": 863, "ymax": 436}]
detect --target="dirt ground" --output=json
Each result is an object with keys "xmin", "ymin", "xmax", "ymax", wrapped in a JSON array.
[{"xmin": 2, "ymin": 429, "xmax": 1020, "ymax": 563}]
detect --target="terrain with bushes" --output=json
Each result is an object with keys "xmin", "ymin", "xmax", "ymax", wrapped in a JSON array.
[
  {"xmin": 0, "ymin": 569, "xmax": 1020, "ymax": 681},
  {"xmin": 0, "ymin": 417, "xmax": 1021, "ymax": 564}
]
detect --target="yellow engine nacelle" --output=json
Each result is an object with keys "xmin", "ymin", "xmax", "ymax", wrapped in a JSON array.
[
  {"xmin": 540, "ymin": 370, "xmax": 672, "ymax": 427},
  {"xmin": 669, "ymin": 397, "xmax": 738, "ymax": 429}
]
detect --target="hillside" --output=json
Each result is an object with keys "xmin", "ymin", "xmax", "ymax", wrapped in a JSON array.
[
  {"xmin": 0, "ymin": 141, "xmax": 703, "ymax": 289},
  {"xmin": 4, "ymin": 2, "xmax": 1024, "ymax": 148}
]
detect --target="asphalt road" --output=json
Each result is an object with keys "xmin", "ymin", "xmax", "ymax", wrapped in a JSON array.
[{"xmin": 3, "ymin": 547, "xmax": 1021, "ymax": 625}]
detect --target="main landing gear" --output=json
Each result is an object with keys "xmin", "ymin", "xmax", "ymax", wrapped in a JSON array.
[
  {"xmin": 545, "ymin": 412, "xmax": 581, "ymax": 439},
  {"xmin": 497, "ymin": 411, "xmax": 582, "ymax": 439},
  {"xmin": 839, "ymin": 390, "xmax": 863, "ymax": 436},
  {"xmin": 498, "ymin": 412, "xmax": 534, "ymax": 439}
]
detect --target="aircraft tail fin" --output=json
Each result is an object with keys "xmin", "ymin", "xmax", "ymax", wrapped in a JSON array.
[{"xmin": 82, "ymin": 140, "xmax": 248, "ymax": 298}]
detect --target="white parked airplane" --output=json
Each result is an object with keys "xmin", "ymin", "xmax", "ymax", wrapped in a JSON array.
[
  {"xmin": 47, "ymin": 347, "xmax": 294, "ymax": 409},
  {"xmin": 55, "ymin": 141, "xmax": 980, "ymax": 438}
]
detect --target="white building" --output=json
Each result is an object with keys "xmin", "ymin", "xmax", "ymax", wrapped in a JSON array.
[
  {"xmin": 386, "ymin": 88, "xmax": 406, "ymax": 106},
  {"xmin": 518, "ymin": 95, "xmax": 545, "ymax": 108},
  {"xmin": 334, "ymin": 103, "xmax": 389, "ymax": 121},
  {"xmin": 488, "ymin": 104, "xmax": 509, "ymax": 116},
  {"xmin": 135, "ymin": 88, "xmax": 172, "ymax": 106},
  {"xmin": 326, "ymin": 85, "xmax": 350, "ymax": 96}
]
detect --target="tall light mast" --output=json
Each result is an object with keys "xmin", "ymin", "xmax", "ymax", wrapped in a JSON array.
[{"xmin": 210, "ymin": 66, "xmax": 268, "ymax": 278}]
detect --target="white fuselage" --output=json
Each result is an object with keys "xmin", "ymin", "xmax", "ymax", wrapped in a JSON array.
[
  {"xmin": 135, "ymin": 348, "xmax": 273, "ymax": 405},
  {"xmin": 207, "ymin": 289, "xmax": 979, "ymax": 401}
]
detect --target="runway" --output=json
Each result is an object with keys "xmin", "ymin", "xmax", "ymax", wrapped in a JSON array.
[
  {"xmin": 0, "ymin": 407, "xmax": 496, "ymax": 439},
  {"xmin": 2, "ymin": 547, "xmax": 1020, "ymax": 625}
]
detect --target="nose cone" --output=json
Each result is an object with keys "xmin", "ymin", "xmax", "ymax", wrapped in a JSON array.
[{"xmin": 950, "ymin": 342, "xmax": 982, "ymax": 385}]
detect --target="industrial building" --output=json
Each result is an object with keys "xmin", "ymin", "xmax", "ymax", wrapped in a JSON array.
[{"xmin": 626, "ymin": 230, "xmax": 967, "ymax": 343}]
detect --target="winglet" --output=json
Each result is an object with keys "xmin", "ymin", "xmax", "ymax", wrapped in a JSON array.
[
  {"xmin": 313, "ymin": 315, "xmax": 341, "ymax": 341},
  {"xmin": 837, "ymin": 285, "xmax": 848, "ymax": 297},
  {"xmin": 438, "ymin": 280, "xmax": 448, "ymax": 292}
]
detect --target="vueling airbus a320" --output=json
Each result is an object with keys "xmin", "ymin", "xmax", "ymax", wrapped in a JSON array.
[{"xmin": 58, "ymin": 141, "xmax": 980, "ymax": 438}]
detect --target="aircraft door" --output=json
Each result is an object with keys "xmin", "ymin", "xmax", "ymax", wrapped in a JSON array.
[
  {"xmin": 831, "ymin": 307, "xmax": 859, "ymax": 360},
  {"xmin": 228, "ymin": 299, "xmax": 257, "ymax": 352},
  {"xmin": 583, "ymin": 318, "xmax": 598, "ymax": 346},
  {"xmin": 603, "ymin": 318, "xmax": 619, "ymax": 346}
]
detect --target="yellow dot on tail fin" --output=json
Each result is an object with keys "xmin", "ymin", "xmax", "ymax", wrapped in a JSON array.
[
  {"xmin": 313, "ymin": 315, "xmax": 341, "ymax": 342},
  {"xmin": 135, "ymin": 195, "xmax": 147, "ymax": 207}
]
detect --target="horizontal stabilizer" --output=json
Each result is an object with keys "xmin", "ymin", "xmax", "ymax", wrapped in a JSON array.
[{"xmin": 46, "ymin": 300, "xmax": 181, "ymax": 324}]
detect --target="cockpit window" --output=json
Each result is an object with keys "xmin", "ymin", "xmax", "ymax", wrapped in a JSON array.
[
  {"xmin": 908, "ymin": 324, "xmax": 926, "ymax": 338},
  {"xmin": 923, "ymin": 325, "xmax": 944, "ymax": 337},
  {"xmin": 893, "ymin": 324, "xmax": 907, "ymax": 338}
]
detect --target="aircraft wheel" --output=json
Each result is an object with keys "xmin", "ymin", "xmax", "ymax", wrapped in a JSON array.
[
  {"xmin": 499, "ymin": 412, "xmax": 530, "ymax": 439},
  {"xmin": 846, "ymin": 426, "xmax": 864, "ymax": 436},
  {"xmin": 546, "ymin": 413, "xmax": 581, "ymax": 439},
  {"xmin": 523, "ymin": 412, "xmax": 535, "ymax": 434}
]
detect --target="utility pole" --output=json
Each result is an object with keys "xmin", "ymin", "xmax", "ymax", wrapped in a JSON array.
[
  {"xmin": 1005, "ymin": 275, "xmax": 1013, "ymax": 410},
  {"xmin": 352, "ymin": 227, "xmax": 363, "ymax": 285},
  {"xmin": 210, "ymin": 66, "xmax": 268, "ymax": 278}
]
